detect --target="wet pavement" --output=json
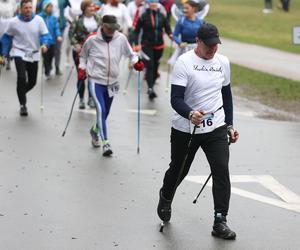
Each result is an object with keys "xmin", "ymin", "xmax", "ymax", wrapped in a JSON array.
[{"xmin": 0, "ymin": 60, "xmax": 300, "ymax": 250}]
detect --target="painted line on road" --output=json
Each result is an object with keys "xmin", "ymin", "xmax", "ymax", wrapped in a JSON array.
[
  {"xmin": 235, "ymin": 111, "xmax": 256, "ymax": 117},
  {"xmin": 77, "ymin": 109, "xmax": 158, "ymax": 116},
  {"xmin": 186, "ymin": 175, "xmax": 300, "ymax": 213},
  {"xmin": 127, "ymin": 109, "xmax": 157, "ymax": 116},
  {"xmin": 77, "ymin": 109, "xmax": 96, "ymax": 115}
]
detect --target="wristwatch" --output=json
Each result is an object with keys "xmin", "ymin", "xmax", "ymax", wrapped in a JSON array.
[
  {"xmin": 189, "ymin": 111, "xmax": 195, "ymax": 120},
  {"xmin": 227, "ymin": 125, "xmax": 234, "ymax": 135}
]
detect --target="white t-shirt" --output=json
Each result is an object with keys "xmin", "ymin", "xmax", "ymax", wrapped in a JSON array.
[
  {"xmin": 171, "ymin": 50, "xmax": 230, "ymax": 134},
  {"xmin": 127, "ymin": 1, "xmax": 137, "ymax": 20},
  {"xmin": 5, "ymin": 15, "xmax": 49, "ymax": 61},
  {"xmin": 83, "ymin": 16, "xmax": 98, "ymax": 32},
  {"xmin": 99, "ymin": 3, "xmax": 132, "ymax": 30}
]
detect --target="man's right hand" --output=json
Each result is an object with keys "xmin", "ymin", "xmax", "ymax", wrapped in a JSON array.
[
  {"xmin": 78, "ymin": 68, "xmax": 86, "ymax": 81},
  {"xmin": 0, "ymin": 56, "xmax": 6, "ymax": 66},
  {"xmin": 190, "ymin": 110, "xmax": 204, "ymax": 125}
]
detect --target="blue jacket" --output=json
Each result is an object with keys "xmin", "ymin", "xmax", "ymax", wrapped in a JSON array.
[
  {"xmin": 39, "ymin": 0, "xmax": 61, "ymax": 45},
  {"xmin": 173, "ymin": 17, "xmax": 203, "ymax": 45},
  {"xmin": 38, "ymin": 0, "xmax": 70, "ymax": 30}
]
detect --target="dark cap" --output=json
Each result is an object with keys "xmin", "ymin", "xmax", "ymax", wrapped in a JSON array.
[
  {"xmin": 101, "ymin": 15, "xmax": 120, "ymax": 30},
  {"xmin": 197, "ymin": 23, "xmax": 221, "ymax": 46}
]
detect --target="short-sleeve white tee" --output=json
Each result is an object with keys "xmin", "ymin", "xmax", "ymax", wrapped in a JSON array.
[
  {"xmin": 6, "ymin": 15, "xmax": 49, "ymax": 61},
  {"xmin": 171, "ymin": 49, "xmax": 230, "ymax": 133}
]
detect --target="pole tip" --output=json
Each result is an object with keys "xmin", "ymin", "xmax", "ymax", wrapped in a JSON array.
[
  {"xmin": 62, "ymin": 131, "xmax": 66, "ymax": 137},
  {"xmin": 159, "ymin": 223, "xmax": 164, "ymax": 233},
  {"xmin": 193, "ymin": 199, "xmax": 197, "ymax": 204}
]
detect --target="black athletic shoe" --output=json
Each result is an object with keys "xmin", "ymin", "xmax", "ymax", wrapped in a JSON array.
[
  {"xmin": 102, "ymin": 143, "xmax": 113, "ymax": 157},
  {"xmin": 157, "ymin": 189, "xmax": 172, "ymax": 222},
  {"xmin": 148, "ymin": 88, "xmax": 157, "ymax": 100},
  {"xmin": 211, "ymin": 214, "xmax": 236, "ymax": 240},
  {"xmin": 20, "ymin": 105, "xmax": 28, "ymax": 116}
]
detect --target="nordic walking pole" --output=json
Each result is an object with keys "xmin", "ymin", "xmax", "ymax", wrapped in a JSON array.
[
  {"xmin": 160, "ymin": 125, "xmax": 198, "ymax": 232},
  {"xmin": 165, "ymin": 40, "xmax": 173, "ymax": 92},
  {"xmin": 61, "ymin": 75, "xmax": 84, "ymax": 137},
  {"xmin": 193, "ymin": 173, "xmax": 212, "ymax": 204},
  {"xmin": 137, "ymin": 71, "xmax": 141, "ymax": 154},
  {"xmin": 60, "ymin": 64, "xmax": 75, "ymax": 96},
  {"xmin": 40, "ymin": 57, "xmax": 44, "ymax": 111},
  {"xmin": 123, "ymin": 67, "xmax": 133, "ymax": 95},
  {"xmin": 61, "ymin": 88, "xmax": 79, "ymax": 137}
]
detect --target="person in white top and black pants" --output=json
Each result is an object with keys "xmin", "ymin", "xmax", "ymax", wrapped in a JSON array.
[
  {"xmin": 157, "ymin": 23, "xmax": 240, "ymax": 240},
  {"xmin": 1, "ymin": 0, "xmax": 49, "ymax": 116}
]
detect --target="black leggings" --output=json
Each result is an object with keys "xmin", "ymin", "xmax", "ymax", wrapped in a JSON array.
[
  {"xmin": 161, "ymin": 125, "xmax": 231, "ymax": 216},
  {"xmin": 72, "ymin": 50, "xmax": 91, "ymax": 99},
  {"xmin": 142, "ymin": 46, "xmax": 163, "ymax": 89},
  {"xmin": 14, "ymin": 58, "xmax": 38, "ymax": 105}
]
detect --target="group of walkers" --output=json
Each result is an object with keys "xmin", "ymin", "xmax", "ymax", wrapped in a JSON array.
[{"xmin": 0, "ymin": 0, "xmax": 241, "ymax": 242}]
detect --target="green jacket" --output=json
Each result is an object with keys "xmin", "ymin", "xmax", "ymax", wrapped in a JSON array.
[{"xmin": 68, "ymin": 14, "xmax": 101, "ymax": 46}]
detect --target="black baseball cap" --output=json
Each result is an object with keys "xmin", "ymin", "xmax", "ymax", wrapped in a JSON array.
[
  {"xmin": 101, "ymin": 15, "xmax": 120, "ymax": 30},
  {"xmin": 197, "ymin": 23, "xmax": 221, "ymax": 46}
]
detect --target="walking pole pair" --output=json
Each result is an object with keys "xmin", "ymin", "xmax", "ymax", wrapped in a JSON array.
[
  {"xmin": 193, "ymin": 131, "xmax": 233, "ymax": 203},
  {"xmin": 159, "ymin": 125, "xmax": 198, "ymax": 232}
]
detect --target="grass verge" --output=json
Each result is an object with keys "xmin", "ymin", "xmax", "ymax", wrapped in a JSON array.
[
  {"xmin": 206, "ymin": 0, "xmax": 300, "ymax": 54},
  {"xmin": 231, "ymin": 63, "xmax": 300, "ymax": 115}
]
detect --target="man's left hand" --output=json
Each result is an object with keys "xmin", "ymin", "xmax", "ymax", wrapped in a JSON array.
[
  {"xmin": 41, "ymin": 45, "xmax": 48, "ymax": 54},
  {"xmin": 228, "ymin": 126, "xmax": 239, "ymax": 143}
]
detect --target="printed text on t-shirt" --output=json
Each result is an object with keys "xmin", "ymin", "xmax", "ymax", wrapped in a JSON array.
[{"xmin": 193, "ymin": 65, "xmax": 223, "ymax": 73}]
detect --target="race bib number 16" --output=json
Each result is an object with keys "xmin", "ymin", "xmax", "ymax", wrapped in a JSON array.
[{"xmin": 192, "ymin": 113, "xmax": 216, "ymax": 134}]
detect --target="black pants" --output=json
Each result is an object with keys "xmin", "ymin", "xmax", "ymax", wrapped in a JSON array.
[
  {"xmin": 265, "ymin": 0, "xmax": 272, "ymax": 9},
  {"xmin": 161, "ymin": 125, "xmax": 231, "ymax": 216},
  {"xmin": 142, "ymin": 46, "xmax": 163, "ymax": 89},
  {"xmin": 43, "ymin": 45, "xmax": 55, "ymax": 75},
  {"xmin": 280, "ymin": 0, "xmax": 290, "ymax": 11},
  {"xmin": 14, "ymin": 58, "xmax": 38, "ymax": 105},
  {"xmin": 72, "ymin": 50, "xmax": 91, "ymax": 99}
]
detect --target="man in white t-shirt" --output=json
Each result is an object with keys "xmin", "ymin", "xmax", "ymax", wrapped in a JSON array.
[
  {"xmin": 1, "ymin": 0, "xmax": 49, "ymax": 116},
  {"xmin": 157, "ymin": 23, "xmax": 239, "ymax": 240}
]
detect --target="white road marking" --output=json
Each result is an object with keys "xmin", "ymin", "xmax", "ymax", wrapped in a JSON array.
[
  {"xmin": 186, "ymin": 175, "xmax": 300, "ymax": 213},
  {"xmin": 235, "ymin": 110, "xmax": 256, "ymax": 117},
  {"xmin": 127, "ymin": 109, "xmax": 157, "ymax": 116},
  {"xmin": 77, "ymin": 109, "xmax": 96, "ymax": 115},
  {"xmin": 77, "ymin": 109, "xmax": 157, "ymax": 116}
]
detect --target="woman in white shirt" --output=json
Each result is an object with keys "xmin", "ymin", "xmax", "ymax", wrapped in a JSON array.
[{"xmin": 98, "ymin": 0, "xmax": 132, "ymax": 32}]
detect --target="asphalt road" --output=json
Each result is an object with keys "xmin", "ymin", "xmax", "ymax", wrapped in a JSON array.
[{"xmin": 0, "ymin": 59, "xmax": 299, "ymax": 250}]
